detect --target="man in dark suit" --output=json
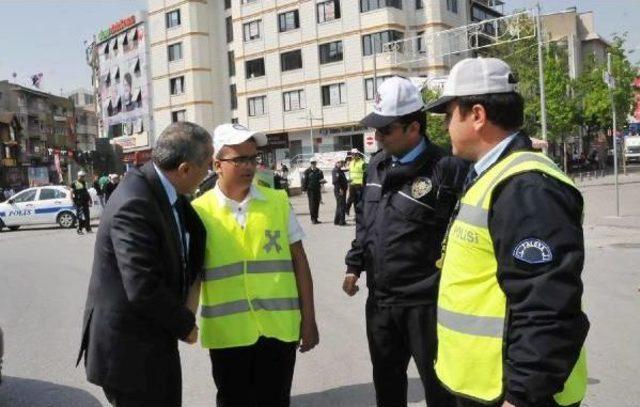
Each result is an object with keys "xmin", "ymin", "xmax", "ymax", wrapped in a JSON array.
[
  {"xmin": 77, "ymin": 122, "xmax": 213, "ymax": 407},
  {"xmin": 332, "ymin": 160, "xmax": 348, "ymax": 225}
]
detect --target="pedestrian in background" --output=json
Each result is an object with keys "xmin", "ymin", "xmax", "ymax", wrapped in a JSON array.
[
  {"xmin": 302, "ymin": 158, "xmax": 324, "ymax": 224},
  {"xmin": 426, "ymin": 57, "xmax": 588, "ymax": 407},
  {"xmin": 104, "ymin": 174, "xmax": 120, "ymax": 203},
  {"xmin": 191, "ymin": 123, "xmax": 318, "ymax": 407},
  {"xmin": 343, "ymin": 76, "xmax": 467, "ymax": 407},
  {"xmin": 71, "ymin": 170, "xmax": 92, "ymax": 235},
  {"xmin": 332, "ymin": 159, "xmax": 348, "ymax": 226},
  {"xmin": 76, "ymin": 122, "xmax": 212, "ymax": 407},
  {"xmin": 346, "ymin": 149, "xmax": 366, "ymax": 216},
  {"xmin": 92, "ymin": 174, "xmax": 104, "ymax": 207}
]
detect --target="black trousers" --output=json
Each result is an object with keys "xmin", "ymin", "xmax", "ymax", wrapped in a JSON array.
[
  {"xmin": 76, "ymin": 203, "xmax": 91, "ymax": 232},
  {"xmin": 334, "ymin": 188, "xmax": 346, "ymax": 225},
  {"xmin": 307, "ymin": 188, "xmax": 321, "ymax": 222},
  {"xmin": 346, "ymin": 184, "xmax": 363, "ymax": 215},
  {"xmin": 103, "ymin": 348, "xmax": 182, "ymax": 407},
  {"xmin": 366, "ymin": 299, "xmax": 450, "ymax": 407},
  {"xmin": 209, "ymin": 336, "xmax": 297, "ymax": 407}
]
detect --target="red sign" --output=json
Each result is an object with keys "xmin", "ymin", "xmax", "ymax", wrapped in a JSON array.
[{"xmin": 111, "ymin": 16, "xmax": 136, "ymax": 36}]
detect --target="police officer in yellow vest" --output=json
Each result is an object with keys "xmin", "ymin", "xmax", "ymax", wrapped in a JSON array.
[
  {"xmin": 191, "ymin": 123, "xmax": 319, "ymax": 407},
  {"xmin": 425, "ymin": 58, "xmax": 589, "ymax": 407},
  {"xmin": 346, "ymin": 149, "xmax": 365, "ymax": 216}
]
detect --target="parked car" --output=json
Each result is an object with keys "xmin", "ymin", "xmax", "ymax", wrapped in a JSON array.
[{"xmin": 0, "ymin": 186, "xmax": 101, "ymax": 231}]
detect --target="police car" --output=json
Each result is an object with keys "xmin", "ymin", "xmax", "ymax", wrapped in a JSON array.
[{"xmin": 0, "ymin": 186, "xmax": 101, "ymax": 231}]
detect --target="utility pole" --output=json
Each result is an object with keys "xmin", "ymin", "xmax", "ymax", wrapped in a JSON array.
[
  {"xmin": 536, "ymin": 3, "xmax": 548, "ymax": 143},
  {"xmin": 607, "ymin": 51, "xmax": 620, "ymax": 217}
]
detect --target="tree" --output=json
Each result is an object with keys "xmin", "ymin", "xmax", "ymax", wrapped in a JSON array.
[{"xmin": 422, "ymin": 88, "xmax": 450, "ymax": 149}]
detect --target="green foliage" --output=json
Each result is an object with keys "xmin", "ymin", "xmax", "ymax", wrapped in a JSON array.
[{"xmin": 422, "ymin": 89, "xmax": 450, "ymax": 149}]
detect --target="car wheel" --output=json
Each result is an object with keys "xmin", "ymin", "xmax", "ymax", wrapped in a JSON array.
[
  {"xmin": 57, "ymin": 211, "xmax": 76, "ymax": 228},
  {"xmin": 8, "ymin": 226, "xmax": 19, "ymax": 231},
  {"xmin": 0, "ymin": 218, "xmax": 4, "ymax": 232}
]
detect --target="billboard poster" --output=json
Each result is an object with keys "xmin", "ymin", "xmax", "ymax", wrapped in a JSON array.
[
  {"xmin": 97, "ymin": 16, "xmax": 151, "ymax": 152},
  {"xmin": 28, "ymin": 167, "xmax": 50, "ymax": 187}
]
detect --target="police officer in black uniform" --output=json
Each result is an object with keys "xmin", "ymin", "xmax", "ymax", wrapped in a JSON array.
[
  {"xmin": 71, "ymin": 170, "xmax": 92, "ymax": 234},
  {"xmin": 332, "ymin": 159, "xmax": 348, "ymax": 225},
  {"xmin": 425, "ymin": 58, "xmax": 589, "ymax": 407},
  {"xmin": 343, "ymin": 76, "xmax": 467, "ymax": 407},
  {"xmin": 302, "ymin": 158, "xmax": 324, "ymax": 224}
]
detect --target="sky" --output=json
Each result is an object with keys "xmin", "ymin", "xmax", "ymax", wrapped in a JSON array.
[{"xmin": 0, "ymin": 0, "xmax": 639, "ymax": 96}]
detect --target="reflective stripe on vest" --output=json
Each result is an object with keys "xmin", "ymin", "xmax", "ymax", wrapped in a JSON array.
[
  {"xmin": 436, "ymin": 151, "xmax": 587, "ymax": 405},
  {"xmin": 349, "ymin": 159, "xmax": 365, "ymax": 185},
  {"xmin": 191, "ymin": 186, "xmax": 301, "ymax": 349}
]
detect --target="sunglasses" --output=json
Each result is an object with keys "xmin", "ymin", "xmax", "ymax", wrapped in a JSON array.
[
  {"xmin": 218, "ymin": 155, "xmax": 259, "ymax": 167},
  {"xmin": 375, "ymin": 122, "xmax": 409, "ymax": 136}
]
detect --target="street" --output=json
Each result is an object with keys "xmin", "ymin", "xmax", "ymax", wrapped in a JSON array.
[{"xmin": 0, "ymin": 177, "xmax": 639, "ymax": 407}]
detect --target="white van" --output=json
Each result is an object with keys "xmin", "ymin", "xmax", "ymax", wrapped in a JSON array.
[{"xmin": 624, "ymin": 135, "xmax": 640, "ymax": 164}]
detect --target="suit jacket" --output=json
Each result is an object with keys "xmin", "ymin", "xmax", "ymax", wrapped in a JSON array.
[{"xmin": 76, "ymin": 162, "xmax": 205, "ymax": 394}]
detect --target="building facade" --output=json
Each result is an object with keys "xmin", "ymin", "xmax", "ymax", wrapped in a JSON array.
[
  {"xmin": 65, "ymin": 88, "xmax": 99, "ymax": 153},
  {"xmin": 0, "ymin": 81, "xmax": 76, "ymax": 189},
  {"xmin": 148, "ymin": 0, "xmax": 500, "ymax": 164},
  {"xmin": 90, "ymin": 11, "xmax": 155, "ymax": 166}
]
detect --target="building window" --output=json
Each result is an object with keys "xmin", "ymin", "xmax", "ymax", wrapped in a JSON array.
[
  {"xmin": 360, "ymin": 0, "xmax": 402, "ymax": 13},
  {"xmin": 283, "ymin": 89, "xmax": 305, "ymax": 111},
  {"xmin": 168, "ymin": 42, "xmax": 183, "ymax": 62},
  {"xmin": 416, "ymin": 31, "xmax": 426, "ymax": 54},
  {"xmin": 170, "ymin": 76, "xmax": 185, "ymax": 95},
  {"xmin": 165, "ymin": 9, "xmax": 181, "ymax": 28},
  {"xmin": 230, "ymin": 84, "xmax": 238, "ymax": 110},
  {"xmin": 321, "ymin": 83, "xmax": 346, "ymax": 106},
  {"xmin": 416, "ymin": 0, "xmax": 423, "ymax": 9},
  {"xmin": 171, "ymin": 110, "xmax": 186, "ymax": 122},
  {"xmin": 319, "ymin": 41, "xmax": 343, "ymax": 64},
  {"xmin": 228, "ymin": 51, "xmax": 236, "ymax": 77},
  {"xmin": 226, "ymin": 16, "xmax": 233, "ymax": 42},
  {"xmin": 224, "ymin": 0, "xmax": 231, "ymax": 9},
  {"xmin": 245, "ymin": 58, "xmax": 265, "ymax": 79},
  {"xmin": 317, "ymin": 0, "xmax": 341, "ymax": 23},
  {"xmin": 364, "ymin": 76, "xmax": 392, "ymax": 100},
  {"xmin": 280, "ymin": 49, "xmax": 303, "ymax": 72},
  {"xmin": 362, "ymin": 30, "xmax": 404, "ymax": 56},
  {"xmin": 278, "ymin": 10, "xmax": 300, "ymax": 32},
  {"xmin": 446, "ymin": 0, "xmax": 458, "ymax": 13},
  {"xmin": 248, "ymin": 96, "xmax": 267, "ymax": 116},
  {"xmin": 243, "ymin": 19, "xmax": 262, "ymax": 42}
]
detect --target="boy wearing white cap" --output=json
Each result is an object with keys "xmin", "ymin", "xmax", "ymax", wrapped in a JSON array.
[
  {"xmin": 427, "ymin": 58, "xmax": 588, "ymax": 407},
  {"xmin": 191, "ymin": 123, "xmax": 319, "ymax": 406},
  {"xmin": 343, "ymin": 76, "xmax": 468, "ymax": 406}
]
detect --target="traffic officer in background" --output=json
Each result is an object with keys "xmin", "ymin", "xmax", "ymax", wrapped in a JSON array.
[
  {"xmin": 346, "ymin": 148, "xmax": 365, "ymax": 216},
  {"xmin": 332, "ymin": 159, "xmax": 348, "ymax": 226},
  {"xmin": 343, "ymin": 76, "xmax": 467, "ymax": 407},
  {"xmin": 191, "ymin": 123, "xmax": 318, "ymax": 406},
  {"xmin": 302, "ymin": 158, "xmax": 324, "ymax": 224},
  {"xmin": 71, "ymin": 170, "xmax": 92, "ymax": 234},
  {"xmin": 426, "ymin": 58, "xmax": 588, "ymax": 407}
]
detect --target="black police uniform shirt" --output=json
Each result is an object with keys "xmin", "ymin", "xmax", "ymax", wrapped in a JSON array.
[
  {"xmin": 71, "ymin": 180, "xmax": 91, "ymax": 205},
  {"xmin": 303, "ymin": 167, "xmax": 324, "ymax": 191},
  {"xmin": 460, "ymin": 133, "xmax": 589, "ymax": 407},
  {"xmin": 345, "ymin": 139, "xmax": 468, "ymax": 306}
]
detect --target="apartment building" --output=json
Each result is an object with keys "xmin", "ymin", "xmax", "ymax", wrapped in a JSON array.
[
  {"xmin": 65, "ymin": 88, "xmax": 99, "ymax": 153},
  {"xmin": 148, "ymin": 0, "xmax": 500, "ymax": 164}
]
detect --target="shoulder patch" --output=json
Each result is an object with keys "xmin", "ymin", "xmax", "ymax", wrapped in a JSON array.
[{"xmin": 513, "ymin": 238, "xmax": 553, "ymax": 264}]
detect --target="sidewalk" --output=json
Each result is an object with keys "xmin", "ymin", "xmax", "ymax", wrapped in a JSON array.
[{"xmin": 573, "ymin": 169, "xmax": 640, "ymax": 188}]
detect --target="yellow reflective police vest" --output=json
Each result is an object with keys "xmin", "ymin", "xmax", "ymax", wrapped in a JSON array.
[
  {"xmin": 436, "ymin": 151, "xmax": 587, "ymax": 405},
  {"xmin": 191, "ymin": 186, "xmax": 301, "ymax": 349},
  {"xmin": 349, "ymin": 159, "xmax": 365, "ymax": 186}
]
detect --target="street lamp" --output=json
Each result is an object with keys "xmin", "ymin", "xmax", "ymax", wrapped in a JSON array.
[{"xmin": 299, "ymin": 109, "xmax": 323, "ymax": 156}]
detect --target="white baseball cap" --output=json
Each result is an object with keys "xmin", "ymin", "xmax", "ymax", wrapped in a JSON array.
[
  {"xmin": 77, "ymin": 170, "xmax": 86, "ymax": 176},
  {"xmin": 213, "ymin": 123, "xmax": 267, "ymax": 157},
  {"xmin": 426, "ymin": 57, "xmax": 518, "ymax": 113},
  {"xmin": 361, "ymin": 76, "xmax": 425, "ymax": 128}
]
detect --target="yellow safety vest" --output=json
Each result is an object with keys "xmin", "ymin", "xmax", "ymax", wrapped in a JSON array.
[
  {"xmin": 349, "ymin": 159, "xmax": 365, "ymax": 186},
  {"xmin": 191, "ymin": 186, "xmax": 301, "ymax": 349},
  {"xmin": 436, "ymin": 151, "xmax": 587, "ymax": 405}
]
